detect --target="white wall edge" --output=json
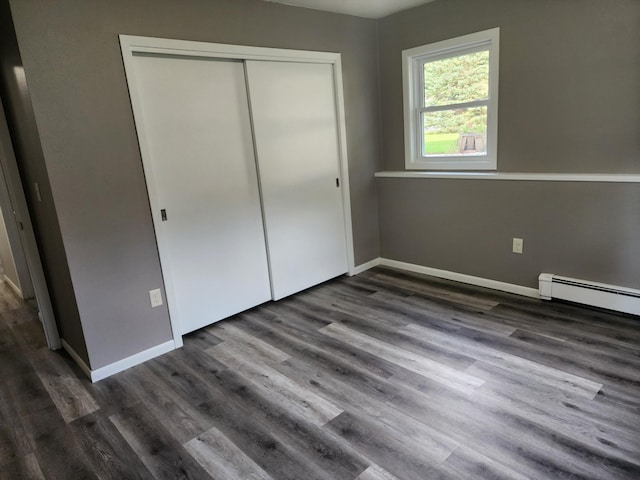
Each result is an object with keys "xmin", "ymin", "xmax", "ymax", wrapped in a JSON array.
[
  {"xmin": 375, "ymin": 171, "xmax": 640, "ymax": 183},
  {"xmin": 3, "ymin": 274, "xmax": 22, "ymax": 299},
  {"xmin": 61, "ymin": 338, "xmax": 93, "ymax": 380},
  {"xmin": 352, "ymin": 257, "xmax": 382, "ymax": 275},
  {"xmin": 379, "ymin": 258, "xmax": 541, "ymax": 299},
  {"xmin": 63, "ymin": 338, "xmax": 175, "ymax": 383}
]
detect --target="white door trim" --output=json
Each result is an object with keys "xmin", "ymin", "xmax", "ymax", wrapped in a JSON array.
[
  {"xmin": 120, "ymin": 35, "xmax": 347, "ymax": 64},
  {"xmin": 119, "ymin": 35, "xmax": 355, "ymax": 345}
]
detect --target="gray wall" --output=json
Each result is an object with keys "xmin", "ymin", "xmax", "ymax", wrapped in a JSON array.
[
  {"xmin": 8, "ymin": 0, "xmax": 382, "ymax": 369},
  {"xmin": 379, "ymin": 179, "xmax": 640, "ymax": 290},
  {"xmin": 377, "ymin": 0, "xmax": 640, "ymax": 289},
  {"xmin": 0, "ymin": 0, "xmax": 89, "ymax": 363}
]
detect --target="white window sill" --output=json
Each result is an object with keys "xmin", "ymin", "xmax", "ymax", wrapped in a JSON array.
[{"xmin": 375, "ymin": 171, "xmax": 640, "ymax": 183}]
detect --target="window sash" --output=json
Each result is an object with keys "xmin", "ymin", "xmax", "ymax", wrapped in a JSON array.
[
  {"xmin": 418, "ymin": 47, "xmax": 491, "ymax": 109},
  {"xmin": 414, "ymin": 43, "xmax": 490, "ymax": 65},
  {"xmin": 418, "ymin": 105, "xmax": 489, "ymax": 158},
  {"xmin": 419, "ymin": 99, "xmax": 489, "ymax": 114}
]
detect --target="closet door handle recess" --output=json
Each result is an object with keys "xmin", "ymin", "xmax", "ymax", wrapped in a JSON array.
[
  {"xmin": 161, "ymin": 209, "xmax": 167, "ymax": 221},
  {"xmin": 336, "ymin": 178, "xmax": 340, "ymax": 188}
]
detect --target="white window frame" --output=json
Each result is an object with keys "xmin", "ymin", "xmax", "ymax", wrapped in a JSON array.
[{"xmin": 403, "ymin": 28, "xmax": 500, "ymax": 170}]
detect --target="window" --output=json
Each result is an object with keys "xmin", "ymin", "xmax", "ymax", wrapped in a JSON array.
[{"xmin": 403, "ymin": 28, "xmax": 500, "ymax": 170}]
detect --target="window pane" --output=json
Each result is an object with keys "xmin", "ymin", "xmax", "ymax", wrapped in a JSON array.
[
  {"xmin": 424, "ymin": 51, "xmax": 489, "ymax": 107},
  {"xmin": 423, "ymin": 106, "xmax": 487, "ymax": 156}
]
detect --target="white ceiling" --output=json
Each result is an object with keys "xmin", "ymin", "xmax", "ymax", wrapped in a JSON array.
[{"xmin": 263, "ymin": 0, "xmax": 436, "ymax": 19}]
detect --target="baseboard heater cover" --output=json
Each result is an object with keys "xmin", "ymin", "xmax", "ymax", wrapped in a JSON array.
[{"xmin": 539, "ymin": 273, "xmax": 640, "ymax": 316}]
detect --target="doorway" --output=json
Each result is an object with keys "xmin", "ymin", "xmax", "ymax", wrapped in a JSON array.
[
  {"xmin": 0, "ymin": 154, "xmax": 34, "ymax": 301},
  {"xmin": 0, "ymin": 98, "xmax": 60, "ymax": 349}
]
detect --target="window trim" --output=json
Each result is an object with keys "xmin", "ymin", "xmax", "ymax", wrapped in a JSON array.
[{"xmin": 403, "ymin": 28, "xmax": 500, "ymax": 170}]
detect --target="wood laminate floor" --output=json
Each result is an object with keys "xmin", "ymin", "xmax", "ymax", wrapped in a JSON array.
[{"xmin": 1, "ymin": 267, "xmax": 639, "ymax": 479}]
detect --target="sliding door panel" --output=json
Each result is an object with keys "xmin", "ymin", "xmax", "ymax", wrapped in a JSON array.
[
  {"xmin": 246, "ymin": 61, "xmax": 348, "ymax": 300},
  {"xmin": 131, "ymin": 54, "xmax": 271, "ymax": 334}
]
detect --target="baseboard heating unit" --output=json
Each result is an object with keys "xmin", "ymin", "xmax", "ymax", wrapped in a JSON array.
[{"xmin": 539, "ymin": 273, "xmax": 640, "ymax": 316}]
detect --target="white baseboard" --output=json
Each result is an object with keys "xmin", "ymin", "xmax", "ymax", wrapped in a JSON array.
[
  {"xmin": 378, "ymin": 258, "xmax": 540, "ymax": 299},
  {"xmin": 61, "ymin": 338, "xmax": 93, "ymax": 379},
  {"xmin": 63, "ymin": 338, "xmax": 175, "ymax": 383},
  {"xmin": 352, "ymin": 257, "xmax": 382, "ymax": 275},
  {"xmin": 3, "ymin": 275, "xmax": 23, "ymax": 299}
]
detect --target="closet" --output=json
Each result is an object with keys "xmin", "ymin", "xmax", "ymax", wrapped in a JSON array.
[{"xmin": 120, "ymin": 37, "xmax": 352, "ymax": 338}]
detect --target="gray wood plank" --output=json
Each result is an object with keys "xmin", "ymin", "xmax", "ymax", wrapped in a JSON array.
[
  {"xmin": 595, "ymin": 383, "xmax": 640, "ymax": 411},
  {"xmin": 402, "ymin": 322, "xmax": 603, "ymax": 398},
  {"xmin": 299, "ymin": 287, "xmax": 413, "ymax": 329},
  {"xmin": 181, "ymin": 327, "xmax": 223, "ymax": 353},
  {"xmin": 207, "ymin": 321, "xmax": 291, "ymax": 364},
  {"xmin": 491, "ymin": 303, "xmax": 640, "ymax": 351},
  {"xmin": 506, "ymin": 328, "xmax": 640, "ymax": 384},
  {"xmin": 149, "ymin": 350, "xmax": 368, "ymax": 480},
  {"xmin": 184, "ymin": 425, "xmax": 274, "ymax": 480},
  {"xmin": 326, "ymin": 304, "xmax": 478, "ymax": 371},
  {"xmin": 234, "ymin": 309, "xmax": 406, "ymax": 379},
  {"xmin": 320, "ymin": 322, "xmax": 485, "ymax": 394},
  {"xmin": 466, "ymin": 361, "xmax": 640, "ymax": 436},
  {"xmin": 274, "ymin": 355, "xmax": 461, "ymax": 463},
  {"xmin": 260, "ymin": 298, "xmax": 334, "ymax": 331},
  {"xmin": 110, "ymin": 405, "xmax": 212, "ymax": 480},
  {"xmin": 369, "ymin": 288, "xmax": 518, "ymax": 336},
  {"xmin": 15, "ymin": 404, "xmax": 66, "ymax": 446},
  {"xmin": 0, "ymin": 346, "xmax": 55, "ymax": 417},
  {"xmin": 30, "ymin": 350, "xmax": 100, "ymax": 423},
  {"xmin": 326, "ymin": 411, "xmax": 456, "ymax": 480},
  {"xmin": 0, "ymin": 380, "xmax": 32, "ymax": 467},
  {"xmin": 31, "ymin": 425, "xmax": 99, "ymax": 480},
  {"xmin": 366, "ymin": 288, "xmax": 487, "ymax": 333},
  {"xmin": 371, "ymin": 270, "xmax": 500, "ymax": 310},
  {"xmin": 387, "ymin": 368, "xmax": 638, "ymax": 480},
  {"xmin": 9, "ymin": 318, "xmax": 48, "ymax": 352},
  {"xmin": 0, "ymin": 284, "xmax": 24, "ymax": 312},
  {"xmin": 356, "ymin": 464, "xmax": 401, "ymax": 480},
  {"xmin": 0, "ymin": 453, "xmax": 45, "ymax": 480},
  {"xmin": 83, "ymin": 373, "xmax": 140, "ymax": 417},
  {"xmin": 116, "ymin": 365, "xmax": 214, "ymax": 444},
  {"xmin": 441, "ymin": 446, "xmax": 531, "ymax": 480},
  {"xmin": 207, "ymin": 340, "xmax": 343, "ymax": 426},
  {"xmin": 472, "ymin": 383, "xmax": 640, "ymax": 468},
  {"xmin": 71, "ymin": 412, "xmax": 153, "ymax": 480}
]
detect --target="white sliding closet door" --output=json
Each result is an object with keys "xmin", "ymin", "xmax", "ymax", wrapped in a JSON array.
[
  {"xmin": 131, "ymin": 54, "xmax": 271, "ymax": 334},
  {"xmin": 246, "ymin": 61, "xmax": 348, "ymax": 300}
]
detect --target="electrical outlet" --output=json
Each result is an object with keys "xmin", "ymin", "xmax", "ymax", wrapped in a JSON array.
[
  {"xmin": 512, "ymin": 237, "xmax": 523, "ymax": 254},
  {"xmin": 149, "ymin": 288, "xmax": 163, "ymax": 307}
]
